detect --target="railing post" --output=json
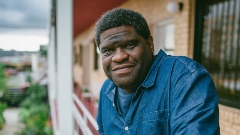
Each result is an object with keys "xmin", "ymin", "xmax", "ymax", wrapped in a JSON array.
[{"xmin": 72, "ymin": 93, "xmax": 98, "ymax": 135}]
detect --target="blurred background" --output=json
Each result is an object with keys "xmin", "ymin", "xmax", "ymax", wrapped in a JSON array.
[
  {"xmin": 0, "ymin": 0, "xmax": 50, "ymax": 134},
  {"xmin": 0, "ymin": 0, "xmax": 240, "ymax": 135}
]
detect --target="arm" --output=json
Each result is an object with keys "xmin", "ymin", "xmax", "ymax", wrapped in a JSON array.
[{"xmin": 170, "ymin": 70, "xmax": 220, "ymax": 135}]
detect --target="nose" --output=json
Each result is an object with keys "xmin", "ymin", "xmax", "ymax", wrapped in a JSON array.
[{"xmin": 112, "ymin": 48, "xmax": 128, "ymax": 62}]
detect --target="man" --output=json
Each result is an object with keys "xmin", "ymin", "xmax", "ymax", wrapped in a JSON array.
[{"xmin": 95, "ymin": 8, "xmax": 220, "ymax": 135}]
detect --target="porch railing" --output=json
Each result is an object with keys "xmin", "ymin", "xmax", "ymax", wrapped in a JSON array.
[{"xmin": 72, "ymin": 93, "xmax": 98, "ymax": 135}]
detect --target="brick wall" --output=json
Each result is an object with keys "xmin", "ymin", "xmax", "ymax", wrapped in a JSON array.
[
  {"xmin": 219, "ymin": 104, "xmax": 240, "ymax": 135},
  {"xmin": 120, "ymin": 0, "xmax": 195, "ymax": 57}
]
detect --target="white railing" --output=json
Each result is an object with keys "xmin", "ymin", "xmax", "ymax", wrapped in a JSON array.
[{"xmin": 72, "ymin": 93, "xmax": 98, "ymax": 135}]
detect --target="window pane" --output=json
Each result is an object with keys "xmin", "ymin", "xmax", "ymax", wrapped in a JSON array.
[
  {"xmin": 201, "ymin": 0, "xmax": 240, "ymax": 107},
  {"xmin": 154, "ymin": 20, "xmax": 175, "ymax": 55}
]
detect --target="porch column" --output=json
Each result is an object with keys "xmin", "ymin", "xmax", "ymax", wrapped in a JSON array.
[
  {"xmin": 56, "ymin": 0, "xmax": 73, "ymax": 134},
  {"xmin": 48, "ymin": 25, "xmax": 59, "ymax": 134}
]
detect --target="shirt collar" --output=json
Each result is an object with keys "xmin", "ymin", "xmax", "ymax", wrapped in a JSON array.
[
  {"xmin": 105, "ymin": 82, "xmax": 116, "ymax": 103},
  {"xmin": 141, "ymin": 50, "xmax": 167, "ymax": 88}
]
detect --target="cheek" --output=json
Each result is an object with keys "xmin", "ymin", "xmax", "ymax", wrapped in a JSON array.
[
  {"xmin": 102, "ymin": 58, "xmax": 111, "ymax": 73},
  {"xmin": 131, "ymin": 49, "xmax": 146, "ymax": 60}
]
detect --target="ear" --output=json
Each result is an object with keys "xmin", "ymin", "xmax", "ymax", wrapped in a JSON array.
[{"xmin": 147, "ymin": 35, "xmax": 154, "ymax": 54}]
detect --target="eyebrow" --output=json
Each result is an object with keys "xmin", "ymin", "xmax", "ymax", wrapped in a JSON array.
[
  {"xmin": 99, "ymin": 44, "xmax": 114, "ymax": 53},
  {"xmin": 99, "ymin": 39, "xmax": 121, "ymax": 51},
  {"xmin": 100, "ymin": 38, "xmax": 140, "ymax": 49}
]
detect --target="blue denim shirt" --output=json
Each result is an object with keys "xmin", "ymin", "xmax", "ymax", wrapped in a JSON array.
[{"xmin": 97, "ymin": 50, "xmax": 220, "ymax": 135}]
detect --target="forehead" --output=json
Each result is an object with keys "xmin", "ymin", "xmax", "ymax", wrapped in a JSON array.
[{"xmin": 99, "ymin": 26, "xmax": 135, "ymax": 44}]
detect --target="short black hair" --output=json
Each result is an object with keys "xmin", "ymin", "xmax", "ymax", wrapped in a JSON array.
[{"xmin": 95, "ymin": 8, "xmax": 150, "ymax": 47}]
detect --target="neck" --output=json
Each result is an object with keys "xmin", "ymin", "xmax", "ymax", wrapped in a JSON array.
[{"xmin": 122, "ymin": 89, "xmax": 136, "ymax": 94}]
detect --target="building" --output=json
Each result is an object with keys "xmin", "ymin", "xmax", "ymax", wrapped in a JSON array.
[{"xmin": 48, "ymin": 0, "xmax": 240, "ymax": 134}]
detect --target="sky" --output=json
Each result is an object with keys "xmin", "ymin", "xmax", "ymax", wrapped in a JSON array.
[{"xmin": 0, "ymin": 0, "xmax": 50, "ymax": 51}]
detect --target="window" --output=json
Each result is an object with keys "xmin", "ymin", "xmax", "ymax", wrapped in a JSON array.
[
  {"xmin": 73, "ymin": 46, "xmax": 78, "ymax": 64},
  {"xmin": 153, "ymin": 19, "xmax": 175, "ymax": 55},
  {"xmin": 195, "ymin": 0, "xmax": 240, "ymax": 108},
  {"xmin": 93, "ymin": 40, "xmax": 99, "ymax": 70},
  {"xmin": 79, "ymin": 45, "xmax": 83, "ymax": 66}
]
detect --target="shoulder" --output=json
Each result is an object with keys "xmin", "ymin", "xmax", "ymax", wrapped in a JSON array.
[
  {"xmin": 161, "ymin": 55, "xmax": 212, "ymax": 90},
  {"xmin": 154, "ymin": 50, "xmax": 207, "ymax": 73},
  {"xmin": 165, "ymin": 55, "xmax": 208, "ymax": 74}
]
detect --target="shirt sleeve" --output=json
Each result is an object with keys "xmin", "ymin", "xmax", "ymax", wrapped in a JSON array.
[
  {"xmin": 97, "ymin": 94, "xmax": 104, "ymax": 135},
  {"xmin": 170, "ymin": 70, "xmax": 220, "ymax": 135},
  {"xmin": 97, "ymin": 80, "xmax": 111, "ymax": 135}
]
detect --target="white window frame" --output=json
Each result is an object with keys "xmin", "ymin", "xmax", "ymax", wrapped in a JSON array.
[{"xmin": 153, "ymin": 18, "xmax": 175, "ymax": 55}]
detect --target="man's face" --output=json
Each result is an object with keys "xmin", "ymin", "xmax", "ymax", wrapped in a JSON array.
[{"xmin": 99, "ymin": 26, "xmax": 154, "ymax": 93}]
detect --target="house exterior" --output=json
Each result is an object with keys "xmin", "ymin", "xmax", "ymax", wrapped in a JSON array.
[{"xmin": 48, "ymin": 0, "xmax": 240, "ymax": 134}]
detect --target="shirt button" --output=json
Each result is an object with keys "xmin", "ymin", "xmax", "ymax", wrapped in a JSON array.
[
  {"xmin": 125, "ymin": 126, "xmax": 129, "ymax": 131},
  {"xmin": 112, "ymin": 103, "xmax": 115, "ymax": 106}
]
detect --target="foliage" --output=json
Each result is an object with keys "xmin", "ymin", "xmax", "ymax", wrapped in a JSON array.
[
  {"xmin": 0, "ymin": 63, "xmax": 8, "ymax": 100},
  {"xmin": 24, "ymin": 84, "xmax": 47, "ymax": 104},
  {"xmin": 25, "ymin": 75, "xmax": 32, "ymax": 84},
  {"xmin": 0, "ymin": 63, "xmax": 7, "ymax": 88},
  {"xmin": 5, "ymin": 93, "xmax": 25, "ymax": 107},
  {"xmin": 17, "ymin": 104, "xmax": 50, "ymax": 135},
  {"xmin": 0, "ymin": 62, "xmax": 24, "ymax": 107},
  {"xmin": 0, "ymin": 102, "xmax": 7, "ymax": 129},
  {"xmin": 16, "ymin": 83, "xmax": 53, "ymax": 135},
  {"xmin": 39, "ymin": 45, "xmax": 48, "ymax": 57},
  {"xmin": 0, "ymin": 63, "xmax": 8, "ymax": 129}
]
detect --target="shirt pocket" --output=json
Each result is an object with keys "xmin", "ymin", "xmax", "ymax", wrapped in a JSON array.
[{"xmin": 141, "ymin": 109, "xmax": 169, "ymax": 135}]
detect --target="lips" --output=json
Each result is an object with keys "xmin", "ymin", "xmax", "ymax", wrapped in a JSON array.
[
  {"xmin": 111, "ymin": 64, "xmax": 135, "ymax": 74},
  {"xmin": 112, "ymin": 64, "xmax": 135, "ymax": 71}
]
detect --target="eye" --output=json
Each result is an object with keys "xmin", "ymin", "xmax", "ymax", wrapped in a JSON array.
[
  {"xmin": 101, "ymin": 49, "xmax": 113, "ymax": 57},
  {"xmin": 126, "ymin": 41, "xmax": 138, "ymax": 49}
]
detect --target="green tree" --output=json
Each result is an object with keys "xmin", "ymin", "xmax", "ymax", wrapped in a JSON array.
[
  {"xmin": 39, "ymin": 45, "xmax": 48, "ymax": 57},
  {"xmin": 0, "ymin": 63, "xmax": 8, "ymax": 129},
  {"xmin": 16, "ymin": 83, "xmax": 53, "ymax": 135},
  {"xmin": 0, "ymin": 63, "xmax": 8, "ymax": 96}
]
